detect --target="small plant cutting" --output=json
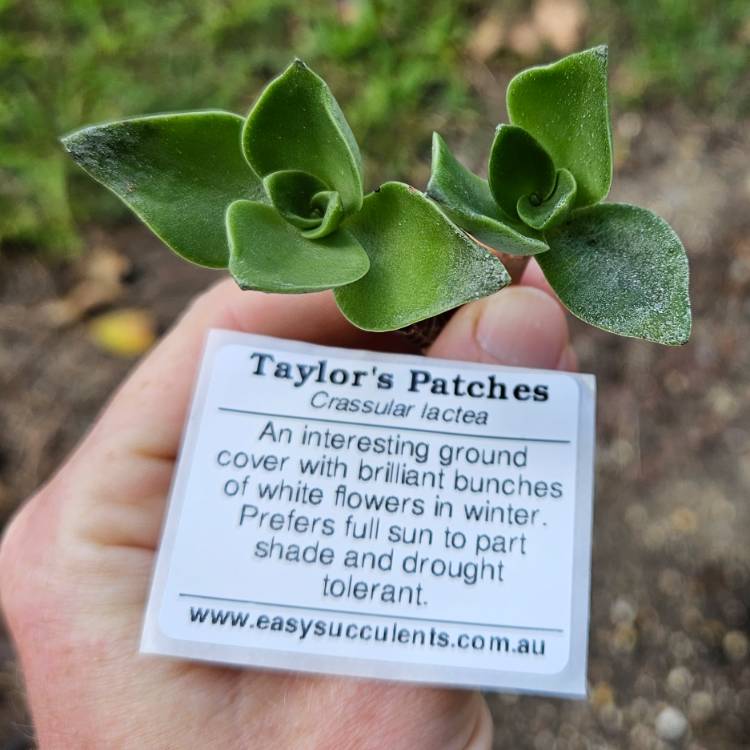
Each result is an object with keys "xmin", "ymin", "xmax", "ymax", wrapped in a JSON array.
[{"xmin": 63, "ymin": 46, "xmax": 691, "ymax": 346}]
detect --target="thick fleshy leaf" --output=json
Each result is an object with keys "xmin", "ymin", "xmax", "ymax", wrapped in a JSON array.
[
  {"xmin": 263, "ymin": 170, "xmax": 328, "ymax": 229},
  {"xmin": 263, "ymin": 170, "xmax": 344, "ymax": 238},
  {"xmin": 305, "ymin": 191, "xmax": 344, "ymax": 239},
  {"xmin": 517, "ymin": 168, "xmax": 577, "ymax": 231},
  {"xmin": 226, "ymin": 200, "xmax": 369, "ymax": 293},
  {"xmin": 488, "ymin": 125, "xmax": 556, "ymax": 218},
  {"xmin": 243, "ymin": 60, "xmax": 363, "ymax": 215},
  {"xmin": 62, "ymin": 112, "xmax": 265, "ymax": 268},
  {"xmin": 538, "ymin": 203, "xmax": 691, "ymax": 345},
  {"xmin": 507, "ymin": 46, "xmax": 612, "ymax": 208},
  {"xmin": 334, "ymin": 182, "xmax": 510, "ymax": 331},
  {"xmin": 426, "ymin": 133, "xmax": 548, "ymax": 256}
]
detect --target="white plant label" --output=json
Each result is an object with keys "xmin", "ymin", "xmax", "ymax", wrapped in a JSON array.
[{"xmin": 142, "ymin": 330, "xmax": 596, "ymax": 697}]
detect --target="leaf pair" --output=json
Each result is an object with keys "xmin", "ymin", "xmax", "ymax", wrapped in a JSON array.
[
  {"xmin": 61, "ymin": 61, "xmax": 369, "ymax": 290},
  {"xmin": 62, "ymin": 60, "xmax": 509, "ymax": 331},
  {"xmin": 230, "ymin": 60, "xmax": 370, "ymax": 293},
  {"xmin": 427, "ymin": 46, "xmax": 691, "ymax": 345}
]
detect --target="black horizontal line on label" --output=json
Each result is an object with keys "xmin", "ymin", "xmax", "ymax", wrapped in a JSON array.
[
  {"xmin": 179, "ymin": 592, "xmax": 565, "ymax": 634},
  {"xmin": 217, "ymin": 407, "xmax": 570, "ymax": 445}
]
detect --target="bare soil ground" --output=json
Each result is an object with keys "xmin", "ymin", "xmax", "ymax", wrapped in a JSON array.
[{"xmin": 0, "ymin": 110, "xmax": 748, "ymax": 749}]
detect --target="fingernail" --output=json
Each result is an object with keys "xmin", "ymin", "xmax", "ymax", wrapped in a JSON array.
[{"xmin": 474, "ymin": 287, "xmax": 569, "ymax": 369}]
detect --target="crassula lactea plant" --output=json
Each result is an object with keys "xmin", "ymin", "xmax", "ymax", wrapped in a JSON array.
[{"xmin": 63, "ymin": 46, "xmax": 691, "ymax": 345}]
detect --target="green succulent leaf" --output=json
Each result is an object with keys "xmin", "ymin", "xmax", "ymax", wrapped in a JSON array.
[
  {"xmin": 305, "ymin": 191, "xmax": 345, "ymax": 239},
  {"xmin": 507, "ymin": 46, "xmax": 612, "ymax": 208},
  {"xmin": 243, "ymin": 59, "xmax": 363, "ymax": 216},
  {"xmin": 334, "ymin": 182, "xmax": 510, "ymax": 331},
  {"xmin": 226, "ymin": 199, "xmax": 369, "ymax": 293},
  {"xmin": 488, "ymin": 125, "xmax": 556, "ymax": 219},
  {"xmin": 61, "ymin": 111, "xmax": 265, "ymax": 268},
  {"xmin": 263, "ymin": 170, "xmax": 344, "ymax": 238},
  {"xmin": 426, "ymin": 133, "xmax": 548, "ymax": 256},
  {"xmin": 263, "ymin": 170, "xmax": 329, "ymax": 229},
  {"xmin": 538, "ymin": 203, "xmax": 691, "ymax": 345},
  {"xmin": 517, "ymin": 168, "xmax": 577, "ymax": 231}
]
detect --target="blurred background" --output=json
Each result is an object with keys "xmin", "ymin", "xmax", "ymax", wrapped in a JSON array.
[{"xmin": 0, "ymin": 0, "xmax": 749, "ymax": 747}]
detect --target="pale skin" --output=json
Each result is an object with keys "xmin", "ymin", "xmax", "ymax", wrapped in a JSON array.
[{"xmin": 0, "ymin": 261, "xmax": 575, "ymax": 749}]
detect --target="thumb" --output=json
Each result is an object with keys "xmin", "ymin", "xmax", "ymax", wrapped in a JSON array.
[{"xmin": 427, "ymin": 286, "xmax": 577, "ymax": 371}]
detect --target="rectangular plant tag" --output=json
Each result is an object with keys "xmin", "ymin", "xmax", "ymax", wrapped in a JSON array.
[{"xmin": 142, "ymin": 330, "xmax": 596, "ymax": 697}]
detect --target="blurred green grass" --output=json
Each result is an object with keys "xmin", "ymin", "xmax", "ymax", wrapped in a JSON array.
[{"xmin": 0, "ymin": 0, "xmax": 747, "ymax": 256}]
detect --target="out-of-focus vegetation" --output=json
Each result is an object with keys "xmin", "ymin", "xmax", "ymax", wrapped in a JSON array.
[{"xmin": 1, "ymin": 0, "xmax": 747, "ymax": 256}]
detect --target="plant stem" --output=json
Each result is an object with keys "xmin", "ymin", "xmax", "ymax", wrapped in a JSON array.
[{"xmin": 495, "ymin": 252, "xmax": 531, "ymax": 285}]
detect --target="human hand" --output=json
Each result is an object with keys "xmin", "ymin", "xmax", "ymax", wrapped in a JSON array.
[{"xmin": 0, "ymin": 261, "xmax": 574, "ymax": 749}]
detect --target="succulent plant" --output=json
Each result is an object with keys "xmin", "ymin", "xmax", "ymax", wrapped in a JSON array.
[
  {"xmin": 62, "ymin": 48, "xmax": 690, "ymax": 345},
  {"xmin": 427, "ymin": 46, "xmax": 690, "ymax": 346},
  {"xmin": 61, "ymin": 60, "xmax": 508, "ymax": 333}
]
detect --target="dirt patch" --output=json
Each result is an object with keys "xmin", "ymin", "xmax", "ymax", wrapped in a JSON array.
[{"xmin": 0, "ymin": 110, "xmax": 748, "ymax": 748}]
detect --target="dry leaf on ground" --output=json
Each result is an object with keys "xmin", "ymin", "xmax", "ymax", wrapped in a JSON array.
[
  {"xmin": 42, "ymin": 244, "xmax": 131, "ymax": 326},
  {"xmin": 87, "ymin": 308, "xmax": 156, "ymax": 357},
  {"xmin": 466, "ymin": 12, "xmax": 505, "ymax": 62},
  {"xmin": 533, "ymin": 0, "xmax": 588, "ymax": 54}
]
